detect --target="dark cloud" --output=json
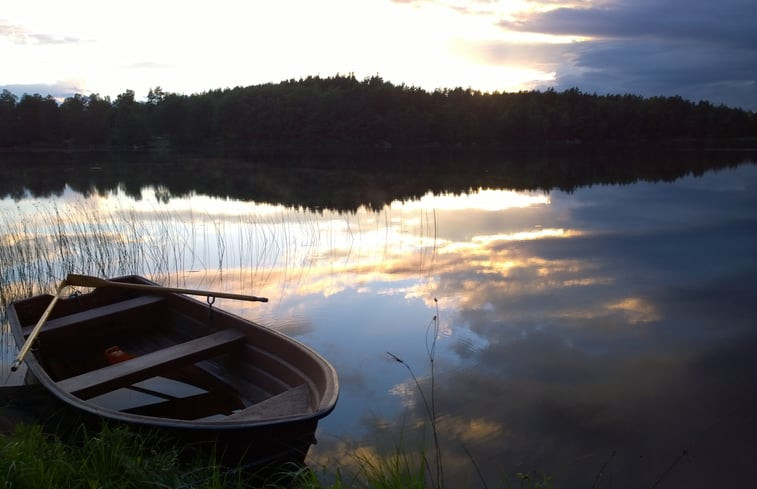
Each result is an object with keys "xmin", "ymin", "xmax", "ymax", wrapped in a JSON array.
[
  {"xmin": 0, "ymin": 20, "xmax": 85, "ymax": 45},
  {"xmin": 505, "ymin": 0, "xmax": 757, "ymax": 48},
  {"xmin": 495, "ymin": 0, "xmax": 757, "ymax": 109},
  {"xmin": 542, "ymin": 38, "xmax": 757, "ymax": 108}
]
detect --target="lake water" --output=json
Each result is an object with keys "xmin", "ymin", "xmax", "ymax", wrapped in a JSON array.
[{"xmin": 1, "ymin": 151, "xmax": 757, "ymax": 488}]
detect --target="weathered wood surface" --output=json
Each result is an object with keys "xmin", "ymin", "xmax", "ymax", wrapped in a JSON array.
[
  {"xmin": 57, "ymin": 328, "xmax": 246, "ymax": 399},
  {"xmin": 225, "ymin": 384, "xmax": 310, "ymax": 421},
  {"xmin": 21, "ymin": 295, "xmax": 164, "ymax": 338}
]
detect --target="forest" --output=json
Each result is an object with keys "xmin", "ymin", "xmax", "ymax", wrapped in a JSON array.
[{"xmin": 0, "ymin": 74, "xmax": 755, "ymax": 151}]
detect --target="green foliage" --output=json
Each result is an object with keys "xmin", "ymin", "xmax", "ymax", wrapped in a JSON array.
[
  {"xmin": 0, "ymin": 75, "xmax": 754, "ymax": 150},
  {"xmin": 0, "ymin": 423, "xmax": 284, "ymax": 489},
  {"xmin": 0, "ymin": 424, "xmax": 175, "ymax": 488}
]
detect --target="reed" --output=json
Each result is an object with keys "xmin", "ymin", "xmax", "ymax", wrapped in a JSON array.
[
  {"xmin": 0, "ymin": 202, "xmax": 154, "ymax": 306},
  {"xmin": 0, "ymin": 197, "xmax": 344, "ymax": 312},
  {"xmin": 384, "ymin": 301, "xmax": 556, "ymax": 489},
  {"xmin": 386, "ymin": 298, "xmax": 444, "ymax": 489},
  {"xmin": 0, "ymin": 201, "xmax": 259, "ymax": 308}
]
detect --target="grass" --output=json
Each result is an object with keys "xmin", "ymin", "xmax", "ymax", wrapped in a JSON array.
[
  {"xmin": 0, "ymin": 423, "xmax": 250, "ymax": 489},
  {"xmin": 0, "ymin": 421, "xmax": 431, "ymax": 489},
  {"xmin": 0, "ymin": 422, "xmax": 554, "ymax": 489}
]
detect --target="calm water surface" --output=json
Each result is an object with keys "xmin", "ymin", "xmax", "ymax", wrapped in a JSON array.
[{"xmin": 2, "ymin": 156, "xmax": 757, "ymax": 488}]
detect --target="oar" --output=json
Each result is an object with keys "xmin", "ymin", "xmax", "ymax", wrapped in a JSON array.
[
  {"xmin": 11, "ymin": 278, "xmax": 70, "ymax": 372},
  {"xmin": 65, "ymin": 274, "xmax": 269, "ymax": 303}
]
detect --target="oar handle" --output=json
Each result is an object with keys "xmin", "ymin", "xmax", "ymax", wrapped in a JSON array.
[
  {"xmin": 65, "ymin": 274, "xmax": 269, "ymax": 303},
  {"xmin": 11, "ymin": 279, "xmax": 70, "ymax": 372}
]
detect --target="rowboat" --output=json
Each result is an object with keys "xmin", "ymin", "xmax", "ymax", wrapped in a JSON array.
[{"xmin": 7, "ymin": 275, "xmax": 339, "ymax": 467}]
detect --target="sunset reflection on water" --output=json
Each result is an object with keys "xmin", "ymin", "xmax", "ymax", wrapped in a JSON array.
[{"xmin": 2, "ymin": 165, "xmax": 757, "ymax": 488}]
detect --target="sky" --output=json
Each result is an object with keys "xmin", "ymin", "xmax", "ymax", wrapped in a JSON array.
[{"xmin": 1, "ymin": 0, "xmax": 756, "ymax": 110}]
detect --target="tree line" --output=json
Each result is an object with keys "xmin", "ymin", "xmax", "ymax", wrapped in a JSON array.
[{"xmin": 1, "ymin": 74, "xmax": 755, "ymax": 150}]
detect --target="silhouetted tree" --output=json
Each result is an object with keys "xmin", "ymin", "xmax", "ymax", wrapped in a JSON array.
[
  {"xmin": 60, "ymin": 94, "xmax": 88, "ymax": 145},
  {"xmin": 84, "ymin": 94, "xmax": 114, "ymax": 145},
  {"xmin": 0, "ymin": 90, "xmax": 17, "ymax": 147},
  {"xmin": 14, "ymin": 94, "xmax": 60, "ymax": 145},
  {"xmin": 113, "ymin": 90, "xmax": 147, "ymax": 146}
]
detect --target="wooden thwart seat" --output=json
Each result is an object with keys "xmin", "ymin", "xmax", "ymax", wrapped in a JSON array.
[
  {"xmin": 57, "ymin": 329, "xmax": 246, "ymax": 399},
  {"xmin": 22, "ymin": 295, "xmax": 165, "ymax": 338},
  {"xmin": 224, "ymin": 384, "xmax": 310, "ymax": 421}
]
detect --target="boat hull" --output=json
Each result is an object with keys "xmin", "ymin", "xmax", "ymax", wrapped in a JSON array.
[{"xmin": 8, "ymin": 275, "xmax": 338, "ymax": 467}]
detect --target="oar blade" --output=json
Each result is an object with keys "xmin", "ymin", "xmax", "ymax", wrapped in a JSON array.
[{"xmin": 66, "ymin": 273, "xmax": 109, "ymax": 288}]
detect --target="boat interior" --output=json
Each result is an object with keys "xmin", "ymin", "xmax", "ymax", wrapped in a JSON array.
[{"xmin": 12, "ymin": 286, "xmax": 322, "ymax": 422}]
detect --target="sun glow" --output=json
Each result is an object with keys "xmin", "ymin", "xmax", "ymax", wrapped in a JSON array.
[{"xmin": 3, "ymin": 0, "xmax": 571, "ymax": 99}]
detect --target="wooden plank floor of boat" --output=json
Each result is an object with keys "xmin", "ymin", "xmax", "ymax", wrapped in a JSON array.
[{"xmin": 57, "ymin": 329, "xmax": 246, "ymax": 399}]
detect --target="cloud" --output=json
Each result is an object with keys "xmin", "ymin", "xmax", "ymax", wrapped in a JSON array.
[
  {"xmin": 369, "ymin": 175, "xmax": 757, "ymax": 485},
  {"xmin": 550, "ymin": 39, "xmax": 757, "ymax": 103},
  {"xmin": 390, "ymin": 0, "xmax": 504, "ymax": 16},
  {"xmin": 122, "ymin": 61, "xmax": 175, "ymax": 70},
  {"xmin": 425, "ymin": 330, "xmax": 757, "ymax": 486},
  {"xmin": 0, "ymin": 19, "xmax": 85, "ymax": 45},
  {"xmin": 455, "ymin": 38, "xmax": 574, "ymax": 73},
  {"xmin": 505, "ymin": 0, "xmax": 757, "ymax": 48},
  {"xmin": 491, "ymin": 0, "xmax": 757, "ymax": 108},
  {"xmin": 469, "ymin": 35, "xmax": 757, "ymax": 108},
  {"xmin": 0, "ymin": 81, "xmax": 84, "ymax": 100}
]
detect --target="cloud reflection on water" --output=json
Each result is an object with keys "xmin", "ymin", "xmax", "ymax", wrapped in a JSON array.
[
  {"xmin": 3, "ymin": 165, "xmax": 757, "ymax": 487},
  {"xmin": 306, "ymin": 167, "xmax": 757, "ymax": 488}
]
